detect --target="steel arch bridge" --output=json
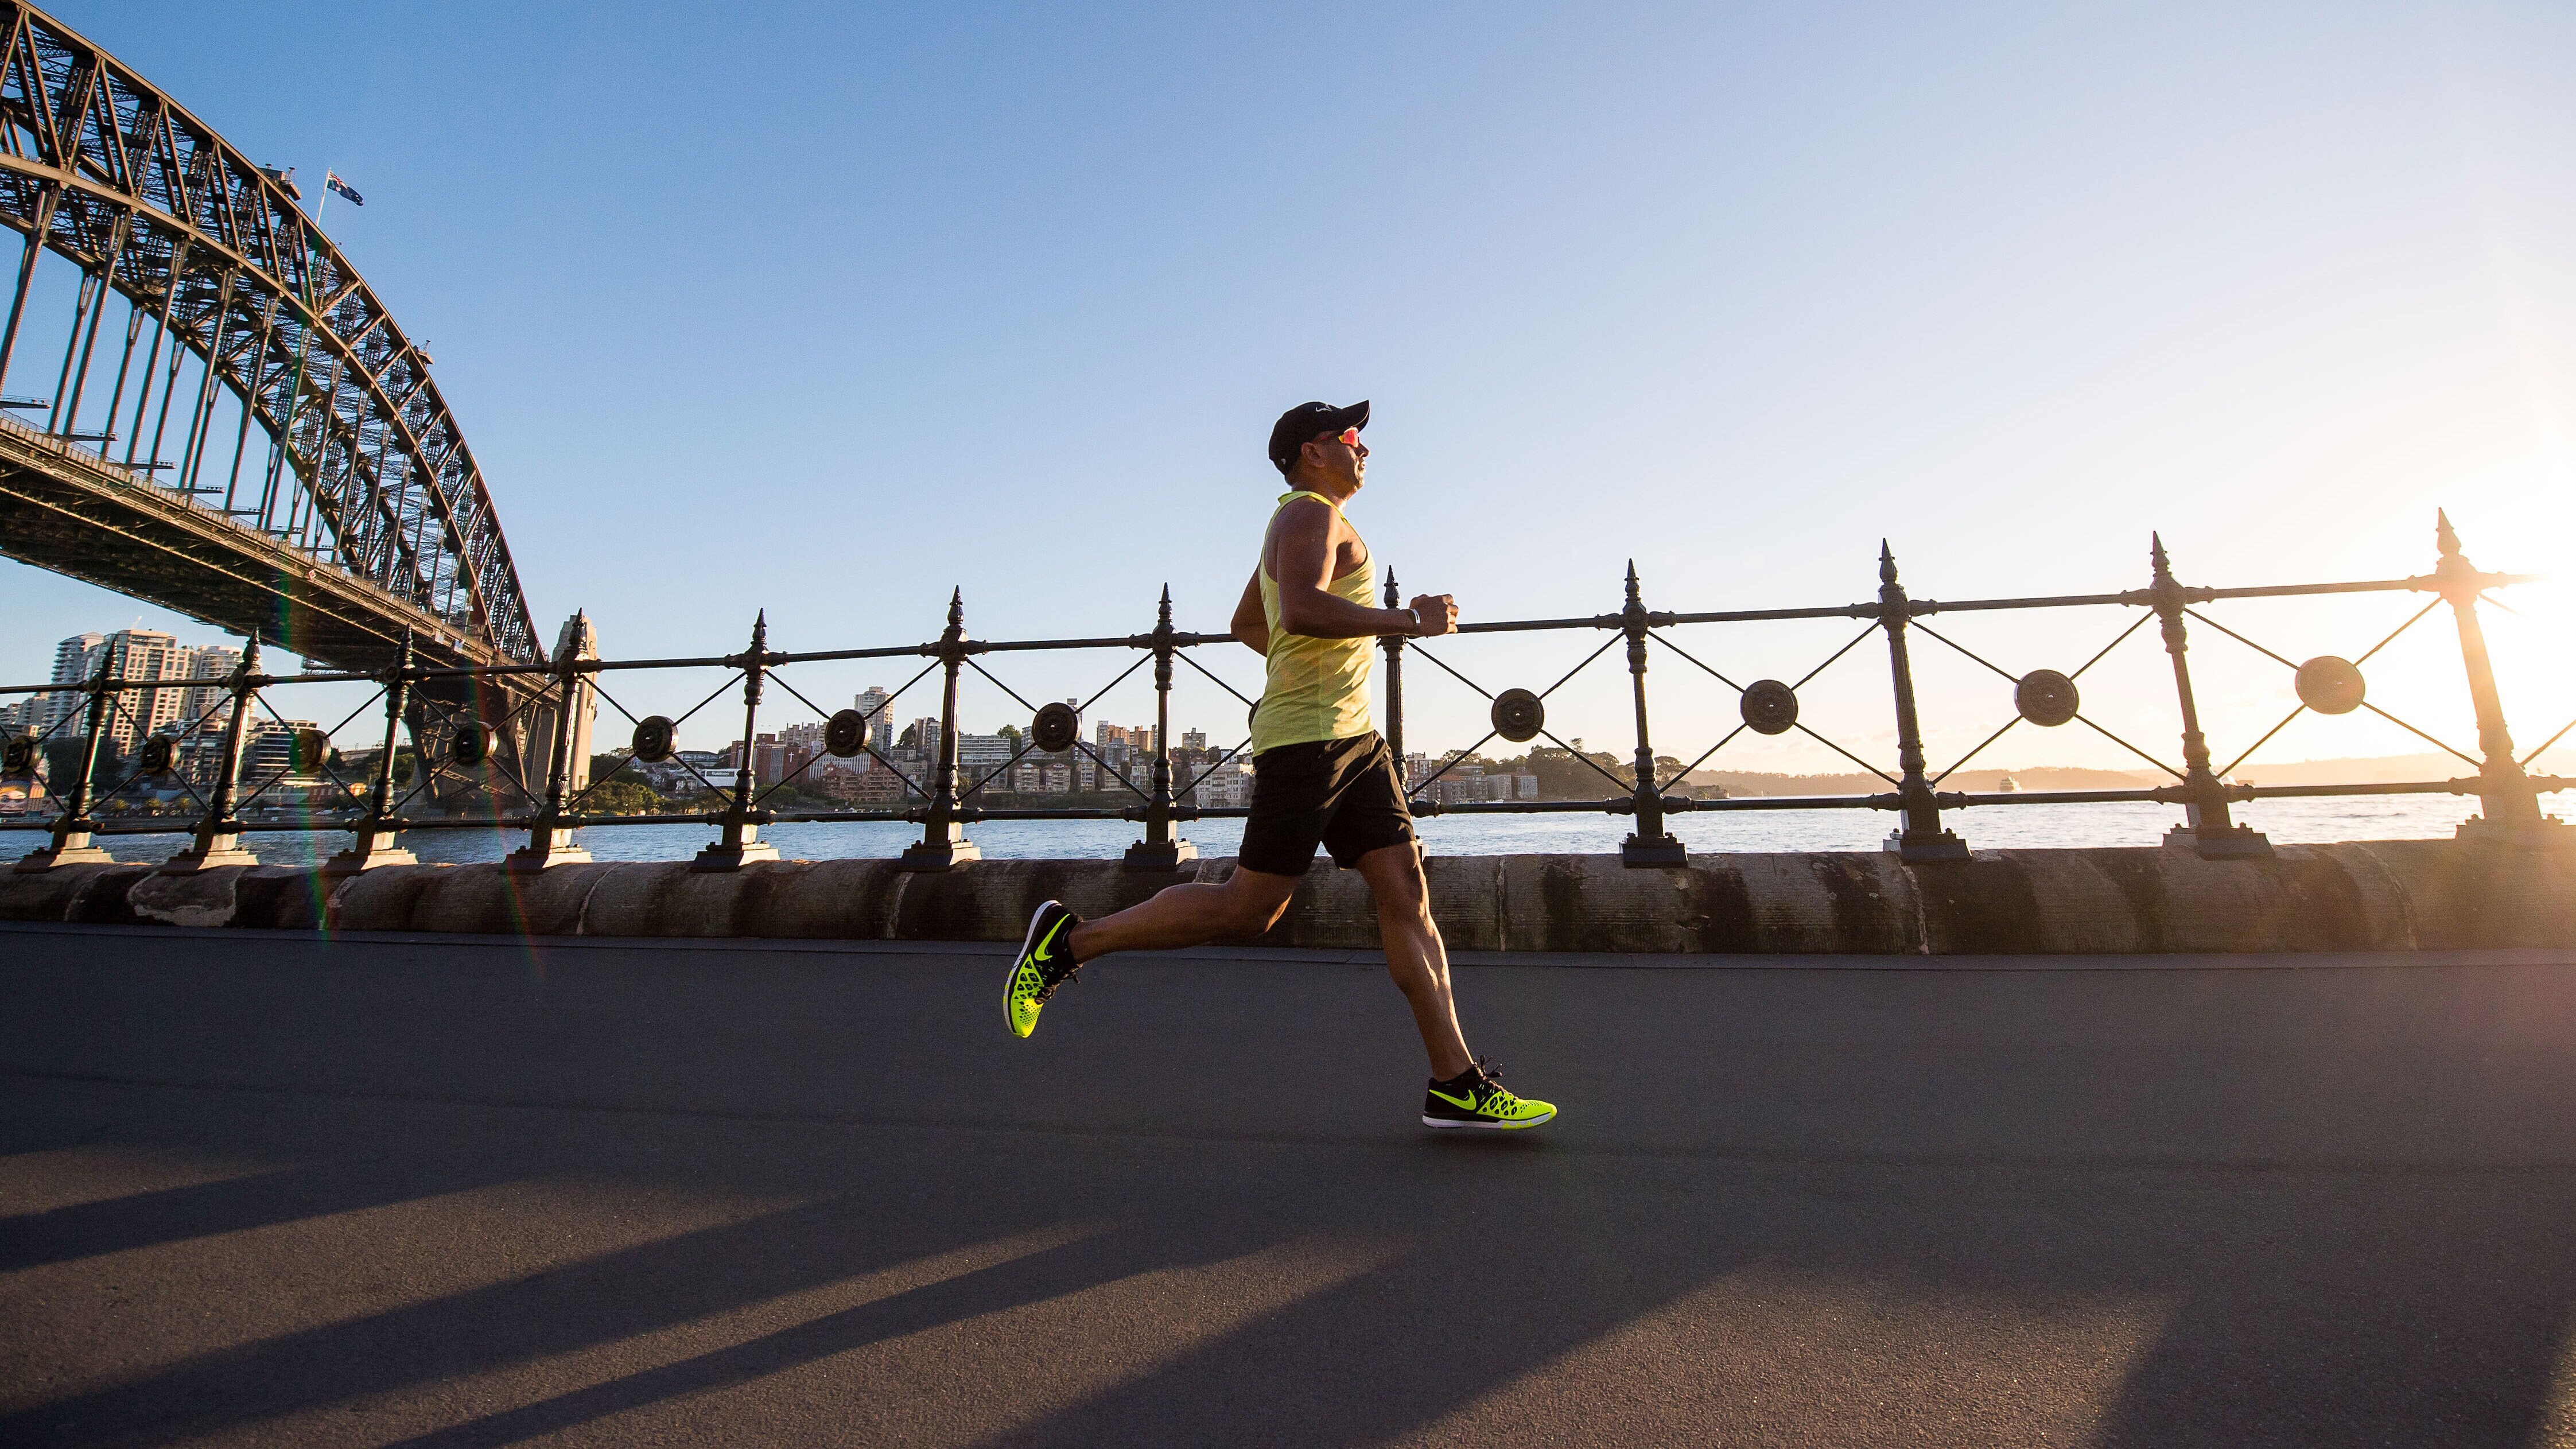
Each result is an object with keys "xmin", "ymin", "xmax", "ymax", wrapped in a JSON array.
[{"xmin": 0, "ymin": 1, "xmax": 540, "ymax": 671}]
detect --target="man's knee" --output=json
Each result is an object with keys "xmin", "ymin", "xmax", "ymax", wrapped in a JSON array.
[
  {"xmin": 1219, "ymin": 872, "xmax": 1297, "ymax": 934},
  {"xmin": 1357, "ymin": 845, "xmax": 1429, "ymax": 912}
]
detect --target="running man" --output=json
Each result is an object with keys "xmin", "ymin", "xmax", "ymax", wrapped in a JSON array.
[{"xmin": 1003, "ymin": 399, "xmax": 1555, "ymax": 1131}]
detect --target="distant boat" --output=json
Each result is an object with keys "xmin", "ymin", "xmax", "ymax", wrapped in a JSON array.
[{"xmin": 1996, "ymin": 773, "xmax": 2020, "ymax": 793}]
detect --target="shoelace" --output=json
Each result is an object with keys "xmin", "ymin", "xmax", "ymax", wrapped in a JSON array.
[
  {"xmin": 1032, "ymin": 961, "xmax": 1082, "ymax": 1003},
  {"xmin": 1468, "ymin": 1057, "xmax": 1520, "ymax": 1111}
]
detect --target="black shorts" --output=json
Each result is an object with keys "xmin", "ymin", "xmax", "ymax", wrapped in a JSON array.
[{"xmin": 1238, "ymin": 731, "xmax": 1417, "ymax": 876}]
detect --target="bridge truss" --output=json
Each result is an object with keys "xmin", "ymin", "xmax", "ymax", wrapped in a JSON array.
[{"xmin": 0, "ymin": 1, "xmax": 540, "ymax": 668}]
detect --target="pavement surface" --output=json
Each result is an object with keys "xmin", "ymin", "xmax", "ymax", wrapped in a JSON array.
[{"xmin": 7, "ymin": 923, "xmax": 2576, "ymax": 1447}]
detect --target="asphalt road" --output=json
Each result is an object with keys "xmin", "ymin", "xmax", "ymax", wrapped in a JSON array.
[{"xmin": 6, "ymin": 923, "xmax": 2576, "ymax": 1447}]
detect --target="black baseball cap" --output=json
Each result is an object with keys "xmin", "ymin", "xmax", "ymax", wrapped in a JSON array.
[{"xmin": 1266, "ymin": 399, "xmax": 1369, "ymax": 475}]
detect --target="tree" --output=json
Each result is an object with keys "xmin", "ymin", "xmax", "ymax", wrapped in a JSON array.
[
  {"xmin": 998, "ymin": 724, "xmax": 1023, "ymax": 750},
  {"xmin": 898, "ymin": 721, "xmax": 923, "ymax": 752},
  {"xmin": 577, "ymin": 778, "xmax": 662, "ymax": 816}
]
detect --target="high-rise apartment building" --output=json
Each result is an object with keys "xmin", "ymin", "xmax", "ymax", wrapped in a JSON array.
[
  {"xmin": 38, "ymin": 632, "xmax": 105, "ymax": 736},
  {"xmin": 99, "ymin": 630, "xmax": 184, "ymax": 755},
  {"xmin": 176, "ymin": 645, "xmax": 241, "ymax": 729},
  {"xmin": 903, "ymin": 716, "xmax": 939, "ymax": 758},
  {"xmin": 853, "ymin": 687, "xmax": 893, "ymax": 750},
  {"xmin": 35, "ymin": 631, "xmax": 250, "ymax": 754}
]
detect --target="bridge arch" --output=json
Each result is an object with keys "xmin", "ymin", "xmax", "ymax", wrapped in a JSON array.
[{"xmin": 0, "ymin": 0, "xmax": 540, "ymax": 667}]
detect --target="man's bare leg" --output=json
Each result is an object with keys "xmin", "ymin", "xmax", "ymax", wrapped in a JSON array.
[
  {"xmin": 1353, "ymin": 842, "xmax": 1474, "ymax": 1079},
  {"xmin": 1064, "ymin": 865, "xmax": 1300, "ymax": 959}
]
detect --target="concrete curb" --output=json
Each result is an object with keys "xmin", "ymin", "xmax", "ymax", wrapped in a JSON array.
[{"xmin": 6, "ymin": 841, "xmax": 2572, "ymax": 953}]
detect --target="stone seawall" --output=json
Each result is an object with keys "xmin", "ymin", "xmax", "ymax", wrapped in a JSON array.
[{"xmin": 5, "ymin": 841, "xmax": 2573, "ymax": 953}]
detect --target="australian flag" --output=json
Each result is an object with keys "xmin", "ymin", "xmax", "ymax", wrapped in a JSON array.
[{"xmin": 325, "ymin": 172, "xmax": 364, "ymax": 207}]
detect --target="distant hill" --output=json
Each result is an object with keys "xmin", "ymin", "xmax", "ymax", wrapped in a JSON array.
[
  {"xmin": 1684, "ymin": 766, "xmax": 2155, "ymax": 797},
  {"xmin": 1682, "ymin": 749, "xmax": 2575, "ymax": 797}
]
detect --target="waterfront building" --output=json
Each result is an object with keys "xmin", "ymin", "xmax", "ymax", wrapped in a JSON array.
[
  {"xmin": 853, "ymin": 687, "xmax": 893, "ymax": 749},
  {"xmin": 36, "ymin": 631, "xmax": 243, "ymax": 751},
  {"xmin": 38, "ymin": 632, "xmax": 105, "ymax": 736},
  {"xmin": 954, "ymin": 732, "xmax": 1013, "ymax": 786},
  {"xmin": 176, "ymin": 645, "xmax": 239, "ymax": 730},
  {"xmin": 903, "ymin": 716, "xmax": 939, "ymax": 759}
]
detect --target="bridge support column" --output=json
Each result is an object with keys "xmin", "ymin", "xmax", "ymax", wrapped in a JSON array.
[{"xmin": 508, "ymin": 612, "xmax": 599, "ymax": 871}]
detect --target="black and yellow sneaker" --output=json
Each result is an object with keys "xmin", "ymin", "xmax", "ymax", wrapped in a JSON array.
[
  {"xmin": 1422, "ymin": 1058, "xmax": 1555, "ymax": 1130},
  {"xmin": 1004, "ymin": 900, "xmax": 1084, "ymax": 1039}
]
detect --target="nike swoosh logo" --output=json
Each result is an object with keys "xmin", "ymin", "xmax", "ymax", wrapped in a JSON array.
[
  {"xmin": 1031, "ymin": 916, "xmax": 1067, "ymax": 962},
  {"xmin": 1428, "ymin": 1089, "xmax": 1481, "ymax": 1110}
]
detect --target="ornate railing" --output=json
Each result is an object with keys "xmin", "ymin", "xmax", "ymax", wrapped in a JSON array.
[{"xmin": 5, "ymin": 514, "xmax": 2568, "ymax": 873}]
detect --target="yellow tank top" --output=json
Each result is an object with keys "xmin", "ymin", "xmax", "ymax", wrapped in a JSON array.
[{"xmin": 1251, "ymin": 490, "xmax": 1377, "ymax": 755}]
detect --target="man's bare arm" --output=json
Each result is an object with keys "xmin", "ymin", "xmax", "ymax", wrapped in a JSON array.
[
  {"xmin": 1231, "ymin": 570, "xmax": 1269, "ymax": 655},
  {"xmin": 1269, "ymin": 499, "xmax": 1452, "ymax": 638}
]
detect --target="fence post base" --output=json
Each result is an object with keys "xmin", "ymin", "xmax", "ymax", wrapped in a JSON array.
[
  {"xmin": 158, "ymin": 832, "xmax": 255, "ymax": 873},
  {"xmin": 1885, "ymin": 828, "xmax": 1969, "ymax": 862},
  {"xmin": 504, "ymin": 827, "xmax": 591, "ymax": 872},
  {"xmin": 695, "ymin": 811, "xmax": 779, "ymax": 871},
  {"xmin": 2162, "ymin": 823, "xmax": 2272, "ymax": 859},
  {"xmin": 1619, "ymin": 833, "xmax": 1686, "ymax": 868},
  {"xmin": 2456, "ymin": 814, "xmax": 2574, "ymax": 849},
  {"xmin": 899, "ymin": 827, "xmax": 981, "ymax": 872},
  {"xmin": 690, "ymin": 835, "xmax": 778, "ymax": 866},
  {"xmin": 322, "ymin": 825, "xmax": 415, "ymax": 876},
  {"xmin": 15, "ymin": 831, "xmax": 113, "ymax": 872},
  {"xmin": 1121, "ymin": 837, "xmax": 1196, "ymax": 872},
  {"xmin": 1886, "ymin": 832, "xmax": 1970, "ymax": 862}
]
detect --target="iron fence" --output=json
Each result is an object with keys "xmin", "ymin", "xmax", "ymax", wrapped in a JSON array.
[{"xmin": 6, "ymin": 512, "xmax": 2570, "ymax": 875}]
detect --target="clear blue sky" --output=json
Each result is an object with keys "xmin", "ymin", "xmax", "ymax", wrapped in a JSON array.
[{"xmin": 7, "ymin": 1, "xmax": 2573, "ymax": 775}]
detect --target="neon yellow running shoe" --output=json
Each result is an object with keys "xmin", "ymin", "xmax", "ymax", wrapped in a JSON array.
[
  {"xmin": 1423, "ymin": 1058, "xmax": 1555, "ymax": 1130},
  {"xmin": 1004, "ymin": 900, "xmax": 1083, "ymax": 1039}
]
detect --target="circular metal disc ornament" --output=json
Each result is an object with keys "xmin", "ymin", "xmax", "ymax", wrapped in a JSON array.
[
  {"xmin": 138, "ymin": 736, "xmax": 177, "ymax": 776},
  {"xmin": 1490, "ymin": 687, "xmax": 1545, "ymax": 744},
  {"xmin": 2014, "ymin": 669, "xmax": 2081, "ymax": 728},
  {"xmin": 1740, "ymin": 679, "xmax": 1798, "ymax": 736},
  {"xmin": 2295, "ymin": 656, "xmax": 2366, "ymax": 716},
  {"xmin": 1031, "ymin": 701, "xmax": 1079, "ymax": 754},
  {"xmin": 630, "ymin": 715, "xmax": 676, "ymax": 763},
  {"xmin": 450, "ymin": 721, "xmax": 494, "ymax": 768},
  {"xmin": 824, "ymin": 708, "xmax": 869, "ymax": 757},
  {"xmin": 5, "ymin": 736, "xmax": 39, "ymax": 776}
]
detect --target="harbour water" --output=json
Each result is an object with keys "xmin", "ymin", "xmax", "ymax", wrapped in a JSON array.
[{"xmin": 0, "ymin": 793, "xmax": 2504, "ymax": 868}]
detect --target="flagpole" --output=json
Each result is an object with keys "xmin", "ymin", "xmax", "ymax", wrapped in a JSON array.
[{"xmin": 278, "ymin": 170, "xmax": 327, "ymax": 517}]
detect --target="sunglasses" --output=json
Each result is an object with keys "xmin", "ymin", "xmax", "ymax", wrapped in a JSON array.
[{"xmin": 1322, "ymin": 427, "xmax": 1362, "ymax": 448}]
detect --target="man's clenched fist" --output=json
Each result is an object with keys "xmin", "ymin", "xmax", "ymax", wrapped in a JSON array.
[{"xmin": 1408, "ymin": 593, "xmax": 1459, "ymax": 638}]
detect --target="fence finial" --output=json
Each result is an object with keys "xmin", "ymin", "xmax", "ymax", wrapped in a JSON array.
[
  {"xmin": 2437, "ymin": 508, "xmax": 2460, "ymax": 560},
  {"xmin": 2150, "ymin": 531, "xmax": 2170, "ymax": 579},
  {"xmin": 1878, "ymin": 539, "xmax": 1897, "ymax": 585}
]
